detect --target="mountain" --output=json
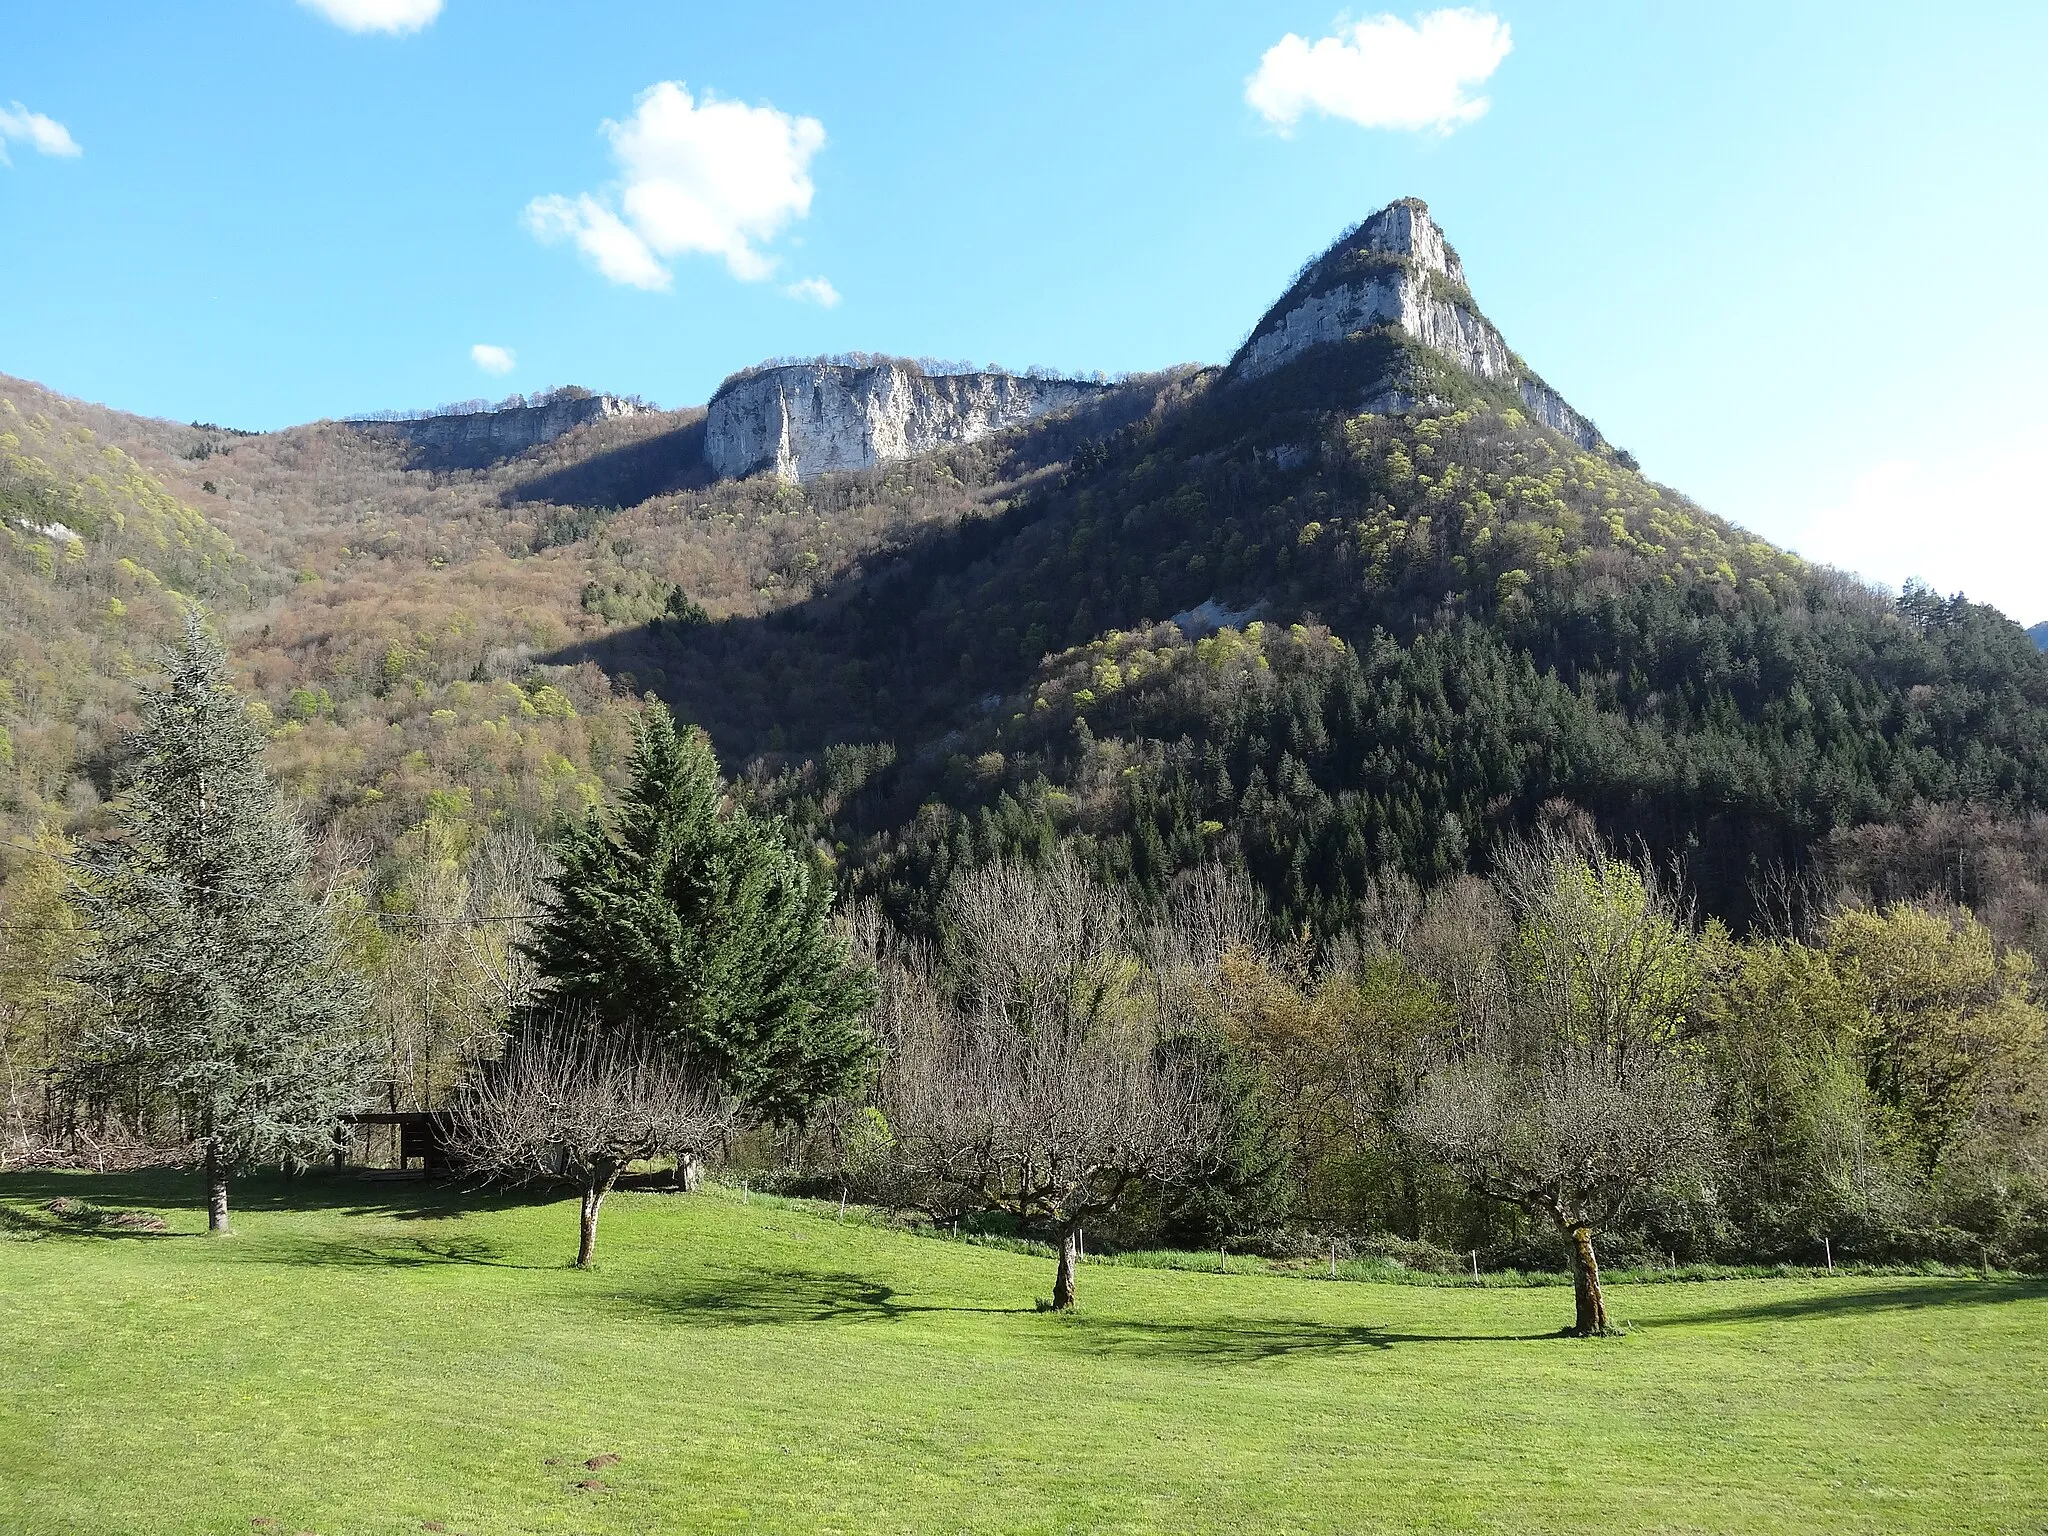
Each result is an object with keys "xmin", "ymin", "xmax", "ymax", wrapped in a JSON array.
[
  {"xmin": 3, "ymin": 198, "xmax": 2045, "ymax": 940},
  {"xmin": 2031, "ymin": 621, "xmax": 2047, "ymax": 651}
]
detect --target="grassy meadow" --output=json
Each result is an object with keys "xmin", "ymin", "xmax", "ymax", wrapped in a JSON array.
[{"xmin": 1, "ymin": 1170, "xmax": 2043, "ymax": 1535}]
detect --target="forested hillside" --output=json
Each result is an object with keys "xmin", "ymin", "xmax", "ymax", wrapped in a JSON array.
[
  {"xmin": 4, "ymin": 203, "xmax": 2047, "ymax": 1130},
  {"xmin": 594, "ymin": 343, "xmax": 2048, "ymax": 933}
]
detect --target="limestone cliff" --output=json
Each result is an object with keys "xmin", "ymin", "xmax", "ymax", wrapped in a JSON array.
[
  {"xmin": 349, "ymin": 392, "xmax": 651, "ymax": 468},
  {"xmin": 705, "ymin": 361, "xmax": 1108, "ymax": 483},
  {"xmin": 1230, "ymin": 199, "xmax": 1602, "ymax": 451}
]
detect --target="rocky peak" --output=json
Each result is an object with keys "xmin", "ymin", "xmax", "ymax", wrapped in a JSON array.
[
  {"xmin": 1230, "ymin": 198, "xmax": 1602, "ymax": 451},
  {"xmin": 1348, "ymin": 197, "xmax": 1465, "ymax": 284}
]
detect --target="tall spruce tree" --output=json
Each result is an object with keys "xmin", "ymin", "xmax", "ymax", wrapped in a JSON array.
[
  {"xmin": 78, "ymin": 616, "xmax": 369, "ymax": 1232},
  {"xmin": 524, "ymin": 702, "xmax": 874, "ymax": 1122}
]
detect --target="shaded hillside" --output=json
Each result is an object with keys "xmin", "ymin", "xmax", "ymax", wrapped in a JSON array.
[
  {"xmin": 0, "ymin": 366, "xmax": 1176, "ymax": 884},
  {"xmin": 562, "ymin": 350, "xmax": 2048, "ymax": 929}
]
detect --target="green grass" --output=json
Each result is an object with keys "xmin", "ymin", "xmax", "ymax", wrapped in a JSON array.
[{"xmin": 2, "ymin": 1171, "xmax": 2044, "ymax": 1535}]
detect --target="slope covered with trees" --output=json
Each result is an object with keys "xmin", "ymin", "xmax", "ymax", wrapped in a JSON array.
[
  {"xmin": 682, "ymin": 368, "xmax": 2048, "ymax": 934},
  {"xmin": 2, "ymin": 203, "xmax": 2045, "ymax": 1171}
]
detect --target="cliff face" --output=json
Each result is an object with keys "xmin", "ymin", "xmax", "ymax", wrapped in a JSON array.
[
  {"xmin": 350, "ymin": 394, "xmax": 651, "ymax": 468},
  {"xmin": 706, "ymin": 362, "xmax": 1108, "ymax": 482},
  {"xmin": 1230, "ymin": 199, "xmax": 1602, "ymax": 451}
]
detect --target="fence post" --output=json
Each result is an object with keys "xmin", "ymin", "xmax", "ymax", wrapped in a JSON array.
[
  {"xmin": 1822, "ymin": 1236, "xmax": 1832, "ymax": 1273},
  {"xmin": 1470, "ymin": 1249, "xmax": 1479, "ymax": 1282}
]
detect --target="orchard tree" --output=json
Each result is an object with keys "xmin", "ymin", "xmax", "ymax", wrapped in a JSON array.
[
  {"xmin": 1403, "ymin": 839, "xmax": 1717, "ymax": 1335},
  {"xmin": 77, "ymin": 616, "xmax": 370, "ymax": 1231},
  {"xmin": 447, "ymin": 1014, "xmax": 734, "ymax": 1267},
  {"xmin": 882, "ymin": 858, "xmax": 1218, "ymax": 1309},
  {"xmin": 524, "ymin": 701, "xmax": 873, "ymax": 1122}
]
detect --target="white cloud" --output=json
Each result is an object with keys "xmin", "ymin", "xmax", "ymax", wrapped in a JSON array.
[
  {"xmin": 470, "ymin": 343, "xmax": 516, "ymax": 375},
  {"xmin": 524, "ymin": 193, "xmax": 672, "ymax": 291},
  {"xmin": 526, "ymin": 81, "xmax": 828, "ymax": 295},
  {"xmin": 0, "ymin": 102, "xmax": 81, "ymax": 164},
  {"xmin": 1788, "ymin": 447, "xmax": 2048, "ymax": 625},
  {"xmin": 1247, "ymin": 9, "xmax": 1512, "ymax": 134},
  {"xmin": 297, "ymin": 0, "xmax": 443, "ymax": 34},
  {"xmin": 783, "ymin": 276, "xmax": 840, "ymax": 307}
]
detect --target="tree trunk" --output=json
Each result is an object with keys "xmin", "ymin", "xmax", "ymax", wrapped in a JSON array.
[
  {"xmin": 205, "ymin": 1142, "xmax": 230, "ymax": 1235},
  {"xmin": 575, "ymin": 1162, "xmax": 622, "ymax": 1268},
  {"xmin": 1051, "ymin": 1222, "xmax": 1081, "ymax": 1310},
  {"xmin": 1567, "ymin": 1224, "xmax": 1609, "ymax": 1336}
]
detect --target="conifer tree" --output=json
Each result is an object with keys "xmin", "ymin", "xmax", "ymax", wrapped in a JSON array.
[
  {"xmin": 524, "ymin": 701, "xmax": 873, "ymax": 1122},
  {"xmin": 77, "ymin": 616, "xmax": 369, "ymax": 1231}
]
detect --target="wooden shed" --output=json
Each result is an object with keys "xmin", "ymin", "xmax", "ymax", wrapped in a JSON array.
[{"xmin": 341, "ymin": 1111, "xmax": 454, "ymax": 1172}]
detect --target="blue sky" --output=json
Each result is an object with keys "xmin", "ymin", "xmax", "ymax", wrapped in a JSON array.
[{"xmin": 3, "ymin": 2, "xmax": 2044, "ymax": 621}]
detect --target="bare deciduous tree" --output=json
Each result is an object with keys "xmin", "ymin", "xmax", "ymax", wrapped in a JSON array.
[
  {"xmin": 882, "ymin": 858, "xmax": 1219, "ymax": 1308},
  {"xmin": 1402, "ymin": 839, "xmax": 1718, "ymax": 1335},
  {"xmin": 456, "ymin": 824, "xmax": 552, "ymax": 1027},
  {"xmin": 1151, "ymin": 862, "xmax": 1272, "ymax": 974},
  {"xmin": 446, "ymin": 1016, "xmax": 735, "ymax": 1267}
]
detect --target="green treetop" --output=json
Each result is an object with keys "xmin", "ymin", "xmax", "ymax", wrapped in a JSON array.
[{"xmin": 524, "ymin": 701, "xmax": 874, "ymax": 1122}]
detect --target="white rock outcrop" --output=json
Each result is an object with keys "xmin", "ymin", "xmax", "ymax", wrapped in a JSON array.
[
  {"xmin": 351, "ymin": 393, "xmax": 649, "ymax": 462},
  {"xmin": 705, "ymin": 361, "xmax": 1107, "ymax": 483},
  {"xmin": 1230, "ymin": 199, "xmax": 1602, "ymax": 451}
]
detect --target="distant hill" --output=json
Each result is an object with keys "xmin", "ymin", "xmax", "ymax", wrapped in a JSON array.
[
  {"xmin": 2031, "ymin": 621, "xmax": 2048, "ymax": 651},
  {"xmin": 4, "ymin": 198, "xmax": 2046, "ymax": 937}
]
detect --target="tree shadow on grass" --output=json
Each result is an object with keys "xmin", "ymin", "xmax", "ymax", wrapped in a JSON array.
[
  {"xmin": 1644, "ymin": 1277, "xmax": 2048, "ymax": 1330},
  {"xmin": 255, "ymin": 1232, "xmax": 559, "ymax": 1272},
  {"xmin": 608, "ymin": 1266, "xmax": 1556, "ymax": 1359},
  {"xmin": 1055, "ymin": 1314, "xmax": 1562, "ymax": 1362},
  {"xmin": 0, "ymin": 1168, "xmax": 527, "ymax": 1225},
  {"xmin": 612, "ymin": 1268, "xmax": 1035, "ymax": 1328},
  {"xmin": 0, "ymin": 1198, "xmax": 194, "ymax": 1243}
]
